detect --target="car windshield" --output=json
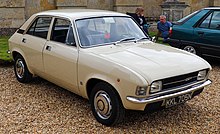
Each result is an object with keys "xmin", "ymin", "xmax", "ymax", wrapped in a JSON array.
[{"xmin": 75, "ymin": 16, "xmax": 148, "ymax": 47}]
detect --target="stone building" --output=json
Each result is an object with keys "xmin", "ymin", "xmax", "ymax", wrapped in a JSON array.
[{"xmin": 0, "ymin": 0, "xmax": 219, "ymax": 35}]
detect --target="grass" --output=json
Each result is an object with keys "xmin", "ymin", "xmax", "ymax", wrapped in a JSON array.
[
  {"xmin": 0, "ymin": 36, "xmax": 12, "ymax": 62},
  {"xmin": 149, "ymin": 31, "xmax": 169, "ymax": 45},
  {"xmin": 149, "ymin": 31, "xmax": 157, "ymax": 37}
]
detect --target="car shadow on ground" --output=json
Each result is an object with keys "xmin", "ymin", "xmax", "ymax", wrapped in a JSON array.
[
  {"xmin": 28, "ymin": 76, "xmax": 205, "ymax": 130},
  {"xmin": 26, "ymin": 76, "xmax": 185, "ymax": 127},
  {"xmin": 0, "ymin": 60, "xmax": 13, "ymax": 67},
  {"xmin": 117, "ymin": 97, "xmax": 204, "ymax": 127}
]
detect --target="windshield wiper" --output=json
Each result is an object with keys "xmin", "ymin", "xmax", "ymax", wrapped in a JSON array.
[
  {"xmin": 113, "ymin": 37, "xmax": 135, "ymax": 45},
  {"xmin": 135, "ymin": 37, "xmax": 149, "ymax": 42}
]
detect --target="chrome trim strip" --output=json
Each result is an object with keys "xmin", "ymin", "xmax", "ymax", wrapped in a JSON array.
[{"xmin": 127, "ymin": 80, "xmax": 211, "ymax": 104}]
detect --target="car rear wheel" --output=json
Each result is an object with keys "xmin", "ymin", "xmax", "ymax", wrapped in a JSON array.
[
  {"xmin": 14, "ymin": 55, "xmax": 32, "ymax": 83},
  {"xmin": 183, "ymin": 45, "xmax": 197, "ymax": 54},
  {"xmin": 90, "ymin": 82, "xmax": 125, "ymax": 126}
]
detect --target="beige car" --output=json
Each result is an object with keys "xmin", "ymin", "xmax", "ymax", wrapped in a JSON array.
[{"xmin": 9, "ymin": 9, "xmax": 212, "ymax": 126}]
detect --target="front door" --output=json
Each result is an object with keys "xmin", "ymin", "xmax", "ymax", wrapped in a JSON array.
[{"xmin": 43, "ymin": 18, "xmax": 79, "ymax": 94}]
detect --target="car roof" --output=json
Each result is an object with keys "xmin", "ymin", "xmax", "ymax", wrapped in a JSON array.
[
  {"xmin": 36, "ymin": 9, "xmax": 128, "ymax": 20},
  {"xmin": 203, "ymin": 7, "xmax": 220, "ymax": 10},
  {"xmin": 20, "ymin": 9, "xmax": 129, "ymax": 31}
]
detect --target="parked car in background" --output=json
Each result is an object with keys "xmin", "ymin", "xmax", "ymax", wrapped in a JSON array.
[
  {"xmin": 9, "ymin": 9, "xmax": 212, "ymax": 126},
  {"xmin": 169, "ymin": 7, "xmax": 220, "ymax": 58}
]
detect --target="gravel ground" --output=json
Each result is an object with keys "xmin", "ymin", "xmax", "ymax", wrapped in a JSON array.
[{"xmin": 0, "ymin": 61, "xmax": 219, "ymax": 133}]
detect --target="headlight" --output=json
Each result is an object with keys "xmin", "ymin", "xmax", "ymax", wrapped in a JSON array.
[
  {"xmin": 136, "ymin": 86, "xmax": 148, "ymax": 96},
  {"xmin": 150, "ymin": 81, "xmax": 162, "ymax": 93},
  {"xmin": 197, "ymin": 70, "xmax": 207, "ymax": 81}
]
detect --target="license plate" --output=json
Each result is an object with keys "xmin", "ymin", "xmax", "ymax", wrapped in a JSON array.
[{"xmin": 165, "ymin": 93, "xmax": 192, "ymax": 108}]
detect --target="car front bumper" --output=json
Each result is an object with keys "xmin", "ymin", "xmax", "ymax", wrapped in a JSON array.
[{"xmin": 126, "ymin": 79, "xmax": 211, "ymax": 104}]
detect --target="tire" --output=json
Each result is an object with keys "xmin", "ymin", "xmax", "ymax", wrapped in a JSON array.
[
  {"xmin": 183, "ymin": 45, "xmax": 197, "ymax": 55},
  {"xmin": 14, "ymin": 55, "xmax": 32, "ymax": 83},
  {"xmin": 90, "ymin": 82, "xmax": 125, "ymax": 126}
]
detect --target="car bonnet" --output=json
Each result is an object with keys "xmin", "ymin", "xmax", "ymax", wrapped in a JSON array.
[{"xmin": 93, "ymin": 42, "xmax": 211, "ymax": 83}]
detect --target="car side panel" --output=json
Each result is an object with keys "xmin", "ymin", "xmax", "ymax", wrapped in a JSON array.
[
  {"xmin": 172, "ymin": 25, "xmax": 194, "ymax": 42},
  {"xmin": 9, "ymin": 33, "xmax": 33, "ymax": 73}
]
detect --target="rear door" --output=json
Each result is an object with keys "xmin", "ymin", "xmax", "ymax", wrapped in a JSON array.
[
  {"xmin": 43, "ymin": 17, "xmax": 79, "ymax": 94},
  {"xmin": 194, "ymin": 10, "xmax": 220, "ymax": 58},
  {"xmin": 23, "ymin": 17, "xmax": 52, "ymax": 75}
]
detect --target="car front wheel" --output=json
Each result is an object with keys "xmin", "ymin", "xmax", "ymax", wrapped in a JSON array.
[
  {"xmin": 90, "ymin": 82, "xmax": 125, "ymax": 126},
  {"xmin": 14, "ymin": 55, "xmax": 32, "ymax": 83}
]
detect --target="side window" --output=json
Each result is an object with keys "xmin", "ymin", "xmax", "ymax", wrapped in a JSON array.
[
  {"xmin": 199, "ymin": 13, "xmax": 212, "ymax": 28},
  {"xmin": 210, "ymin": 11, "xmax": 220, "ymax": 30},
  {"xmin": 51, "ymin": 18, "xmax": 75, "ymax": 46},
  {"xmin": 27, "ymin": 17, "xmax": 52, "ymax": 39}
]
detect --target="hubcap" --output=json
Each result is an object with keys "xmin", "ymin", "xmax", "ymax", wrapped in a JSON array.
[
  {"xmin": 94, "ymin": 90, "xmax": 112, "ymax": 119},
  {"xmin": 15, "ymin": 59, "xmax": 25, "ymax": 79},
  {"xmin": 183, "ymin": 46, "xmax": 196, "ymax": 54}
]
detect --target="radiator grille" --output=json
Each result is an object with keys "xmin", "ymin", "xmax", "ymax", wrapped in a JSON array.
[{"xmin": 162, "ymin": 71, "xmax": 198, "ymax": 91}]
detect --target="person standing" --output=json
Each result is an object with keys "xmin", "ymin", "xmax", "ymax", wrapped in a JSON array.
[
  {"xmin": 157, "ymin": 15, "xmax": 172, "ymax": 42},
  {"xmin": 126, "ymin": 7, "xmax": 149, "ymax": 35}
]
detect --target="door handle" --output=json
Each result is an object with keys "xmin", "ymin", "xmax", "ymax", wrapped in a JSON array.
[
  {"xmin": 22, "ymin": 38, "xmax": 26, "ymax": 43},
  {"xmin": 46, "ymin": 46, "xmax": 52, "ymax": 51}
]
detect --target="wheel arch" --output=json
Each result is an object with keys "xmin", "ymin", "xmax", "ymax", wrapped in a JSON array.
[
  {"xmin": 12, "ymin": 51, "xmax": 22, "ymax": 60},
  {"xmin": 180, "ymin": 41, "xmax": 201, "ymax": 55},
  {"xmin": 86, "ymin": 78, "xmax": 122, "ymax": 104},
  {"xmin": 11, "ymin": 50, "xmax": 34, "ymax": 75}
]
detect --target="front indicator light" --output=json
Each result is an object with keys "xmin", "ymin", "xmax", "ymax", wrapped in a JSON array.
[{"xmin": 136, "ymin": 86, "xmax": 148, "ymax": 96}]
